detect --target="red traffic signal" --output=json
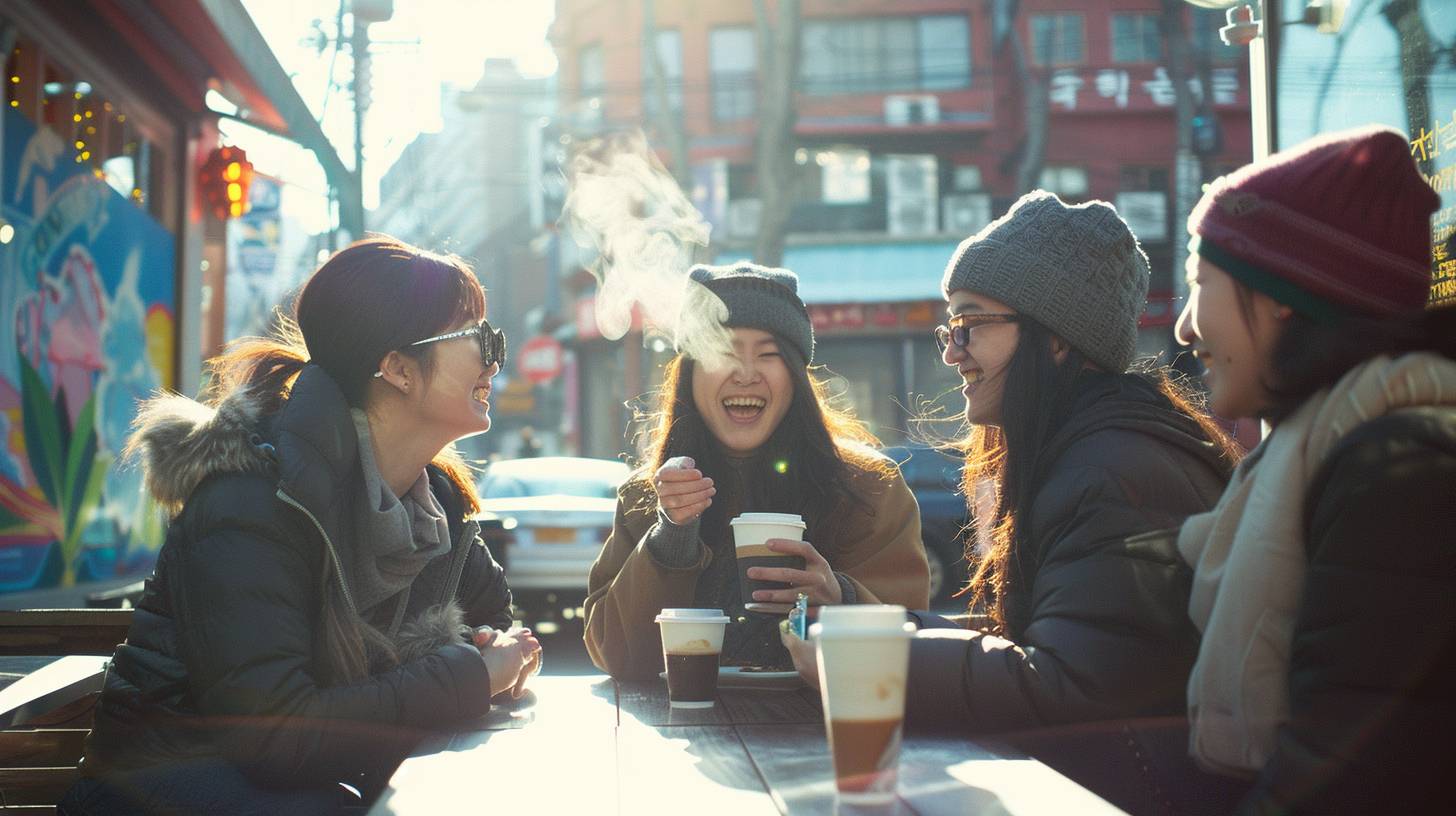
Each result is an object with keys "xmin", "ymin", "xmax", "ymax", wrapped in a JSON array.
[{"xmin": 199, "ymin": 145, "xmax": 254, "ymax": 220}]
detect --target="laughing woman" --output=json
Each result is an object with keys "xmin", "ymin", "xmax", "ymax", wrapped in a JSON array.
[
  {"xmin": 784, "ymin": 193, "xmax": 1241, "ymax": 734},
  {"xmin": 61, "ymin": 239, "xmax": 540, "ymax": 815},
  {"xmin": 1174, "ymin": 126, "xmax": 1456, "ymax": 814},
  {"xmin": 583, "ymin": 263, "xmax": 930, "ymax": 678}
]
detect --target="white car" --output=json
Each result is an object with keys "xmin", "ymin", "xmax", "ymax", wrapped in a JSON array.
[{"xmin": 477, "ymin": 457, "xmax": 631, "ymax": 616}]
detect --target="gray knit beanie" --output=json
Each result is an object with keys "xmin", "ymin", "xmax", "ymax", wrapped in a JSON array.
[
  {"xmin": 685, "ymin": 262, "xmax": 815, "ymax": 363},
  {"xmin": 940, "ymin": 191, "xmax": 1150, "ymax": 373}
]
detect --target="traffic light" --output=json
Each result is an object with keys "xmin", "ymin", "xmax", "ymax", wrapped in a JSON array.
[
  {"xmin": 200, "ymin": 145, "xmax": 254, "ymax": 220},
  {"xmin": 1191, "ymin": 114, "xmax": 1223, "ymax": 157}
]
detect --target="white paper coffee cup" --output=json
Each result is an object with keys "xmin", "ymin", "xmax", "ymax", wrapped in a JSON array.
[
  {"xmin": 656, "ymin": 608, "xmax": 730, "ymax": 709},
  {"xmin": 731, "ymin": 513, "xmax": 807, "ymax": 613},
  {"xmin": 812, "ymin": 605, "xmax": 915, "ymax": 804}
]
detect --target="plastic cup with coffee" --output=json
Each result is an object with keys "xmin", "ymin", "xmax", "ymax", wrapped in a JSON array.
[
  {"xmin": 730, "ymin": 512, "xmax": 807, "ymax": 613},
  {"xmin": 812, "ymin": 604, "xmax": 915, "ymax": 804},
  {"xmin": 655, "ymin": 608, "xmax": 730, "ymax": 709}
]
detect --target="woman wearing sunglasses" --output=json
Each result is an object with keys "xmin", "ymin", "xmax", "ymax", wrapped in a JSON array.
[
  {"xmin": 584, "ymin": 263, "xmax": 930, "ymax": 678},
  {"xmin": 61, "ymin": 238, "xmax": 539, "ymax": 815},
  {"xmin": 790, "ymin": 192, "xmax": 1240, "ymax": 734}
]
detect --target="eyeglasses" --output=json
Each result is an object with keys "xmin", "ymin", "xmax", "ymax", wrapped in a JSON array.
[
  {"xmin": 409, "ymin": 319, "xmax": 507, "ymax": 371},
  {"xmin": 934, "ymin": 313, "xmax": 1019, "ymax": 353}
]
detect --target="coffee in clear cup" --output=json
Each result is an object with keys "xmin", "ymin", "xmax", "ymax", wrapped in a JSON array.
[
  {"xmin": 655, "ymin": 608, "xmax": 730, "ymax": 708},
  {"xmin": 730, "ymin": 512, "xmax": 807, "ymax": 613},
  {"xmin": 812, "ymin": 604, "xmax": 914, "ymax": 804}
]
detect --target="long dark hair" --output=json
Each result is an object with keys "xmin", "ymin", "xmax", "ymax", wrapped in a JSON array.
[
  {"xmin": 203, "ymin": 236, "xmax": 487, "ymax": 684},
  {"xmin": 959, "ymin": 319, "xmax": 1240, "ymax": 634},
  {"xmin": 1227, "ymin": 287, "xmax": 1456, "ymax": 424},
  {"xmin": 633, "ymin": 339, "xmax": 891, "ymax": 558}
]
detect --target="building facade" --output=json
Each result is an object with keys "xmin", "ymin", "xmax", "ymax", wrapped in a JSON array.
[
  {"xmin": 550, "ymin": 0, "xmax": 1252, "ymax": 459},
  {"xmin": 372, "ymin": 59, "xmax": 559, "ymax": 460}
]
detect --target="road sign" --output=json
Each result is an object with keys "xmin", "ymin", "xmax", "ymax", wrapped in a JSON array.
[{"xmin": 518, "ymin": 335, "xmax": 564, "ymax": 384}]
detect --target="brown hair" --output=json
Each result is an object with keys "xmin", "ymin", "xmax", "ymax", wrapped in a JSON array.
[
  {"xmin": 632, "ymin": 339, "xmax": 891, "ymax": 558},
  {"xmin": 958, "ymin": 318, "xmax": 1240, "ymax": 635},
  {"xmin": 205, "ymin": 236, "xmax": 487, "ymax": 683}
]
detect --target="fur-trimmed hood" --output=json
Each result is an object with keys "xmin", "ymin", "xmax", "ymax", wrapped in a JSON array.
[{"xmin": 124, "ymin": 387, "xmax": 275, "ymax": 516}]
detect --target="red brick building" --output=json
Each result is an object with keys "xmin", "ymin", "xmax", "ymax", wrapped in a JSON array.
[{"xmin": 550, "ymin": 0, "xmax": 1251, "ymax": 457}]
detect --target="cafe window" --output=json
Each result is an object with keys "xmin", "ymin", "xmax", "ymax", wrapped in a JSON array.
[
  {"xmin": 801, "ymin": 15, "xmax": 971, "ymax": 96},
  {"xmin": 1031, "ymin": 14, "xmax": 1085, "ymax": 66},
  {"xmin": 1039, "ymin": 165, "xmax": 1089, "ymax": 198},
  {"xmin": 1111, "ymin": 14, "xmax": 1161, "ymax": 64},
  {"xmin": 641, "ymin": 29, "xmax": 682, "ymax": 117},
  {"xmin": 1269, "ymin": 0, "xmax": 1456, "ymax": 306},
  {"xmin": 4, "ymin": 38, "xmax": 171, "ymax": 228},
  {"xmin": 710, "ymin": 27, "xmax": 756, "ymax": 121}
]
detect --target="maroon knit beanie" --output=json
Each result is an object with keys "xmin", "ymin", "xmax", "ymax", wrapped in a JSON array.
[{"xmin": 1188, "ymin": 125, "xmax": 1438, "ymax": 319}]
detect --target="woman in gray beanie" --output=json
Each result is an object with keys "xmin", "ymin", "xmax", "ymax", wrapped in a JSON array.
[
  {"xmin": 897, "ymin": 192, "xmax": 1238, "ymax": 741},
  {"xmin": 583, "ymin": 262, "xmax": 930, "ymax": 677}
]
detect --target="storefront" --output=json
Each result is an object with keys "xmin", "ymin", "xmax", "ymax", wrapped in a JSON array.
[{"xmin": 0, "ymin": 2, "xmax": 351, "ymax": 604}]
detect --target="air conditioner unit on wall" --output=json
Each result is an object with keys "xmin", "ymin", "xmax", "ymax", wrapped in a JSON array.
[
  {"xmin": 886, "ymin": 155, "xmax": 938, "ymax": 199},
  {"xmin": 888, "ymin": 197, "xmax": 938, "ymax": 236},
  {"xmin": 884, "ymin": 94, "xmax": 941, "ymax": 127},
  {"xmin": 726, "ymin": 198, "xmax": 763, "ymax": 239},
  {"xmin": 942, "ymin": 194, "xmax": 992, "ymax": 235}
]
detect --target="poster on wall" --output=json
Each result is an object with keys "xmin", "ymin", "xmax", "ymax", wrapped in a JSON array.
[
  {"xmin": 0, "ymin": 105, "xmax": 175, "ymax": 596},
  {"xmin": 1274, "ymin": 0, "xmax": 1456, "ymax": 307}
]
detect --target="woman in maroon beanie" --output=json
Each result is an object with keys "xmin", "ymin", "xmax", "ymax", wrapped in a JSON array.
[{"xmin": 1172, "ymin": 125, "xmax": 1456, "ymax": 814}]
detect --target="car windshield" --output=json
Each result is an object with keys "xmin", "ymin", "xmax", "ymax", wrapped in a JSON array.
[{"xmin": 480, "ymin": 460, "xmax": 628, "ymax": 500}]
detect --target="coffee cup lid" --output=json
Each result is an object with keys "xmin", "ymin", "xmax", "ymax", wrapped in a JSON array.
[
  {"xmin": 655, "ymin": 608, "xmax": 730, "ymax": 624},
  {"xmin": 730, "ymin": 512, "xmax": 806, "ymax": 528},
  {"xmin": 811, "ymin": 604, "xmax": 913, "ymax": 639}
]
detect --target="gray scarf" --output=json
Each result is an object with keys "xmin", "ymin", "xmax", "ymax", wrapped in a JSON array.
[{"xmin": 348, "ymin": 410, "xmax": 453, "ymax": 625}]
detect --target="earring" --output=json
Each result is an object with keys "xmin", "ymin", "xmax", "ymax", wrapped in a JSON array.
[{"xmin": 372, "ymin": 371, "xmax": 384, "ymax": 378}]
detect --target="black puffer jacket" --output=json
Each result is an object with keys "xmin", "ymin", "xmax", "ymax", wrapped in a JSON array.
[
  {"xmin": 905, "ymin": 371, "xmax": 1233, "ymax": 732},
  {"xmin": 1238, "ymin": 406, "xmax": 1456, "ymax": 815},
  {"xmin": 80, "ymin": 367, "xmax": 513, "ymax": 790}
]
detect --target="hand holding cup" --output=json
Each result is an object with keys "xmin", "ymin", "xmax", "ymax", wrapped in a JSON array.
[
  {"xmin": 654, "ymin": 456, "xmax": 715, "ymax": 526},
  {"xmin": 747, "ymin": 538, "xmax": 843, "ymax": 606}
]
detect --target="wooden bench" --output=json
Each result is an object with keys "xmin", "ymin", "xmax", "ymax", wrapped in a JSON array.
[{"xmin": 0, "ymin": 609, "xmax": 133, "ymax": 813}]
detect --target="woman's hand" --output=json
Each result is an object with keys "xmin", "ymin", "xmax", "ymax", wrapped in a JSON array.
[
  {"xmin": 473, "ymin": 626, "xmax": 542, "ymax": 699},
  {"xmin": 779, "ymin": 619, "xmax": 820, "ymax": 691},
  {"xmin": 654, "ymin": 456, "xmax": 715, "ymax": 526},
  {"xmin": 747, "ymin": 538, "xmax": 843, "ymax": 606}
]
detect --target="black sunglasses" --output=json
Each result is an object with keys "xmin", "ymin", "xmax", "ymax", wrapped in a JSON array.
[
  {"xmin": 409, "ymin": 319, "xmax": 507, "ymax": 370},
  {"xmin": 934, "ymin": 313, "xmax": 1019, "ymax": 353}
]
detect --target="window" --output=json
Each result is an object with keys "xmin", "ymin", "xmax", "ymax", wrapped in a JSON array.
[
  {"xmin": 578, "ymin": 42, "xmax": 604, "ymax": 101},
  {"xmin": 1192, "ymin": 9, "xmax": 1241, "ymax": 64},
  {"xmin": 1039, "ymin": 165, "xmax": 1089, "ymax": 198},
  {"xmin": 1030, "ymin": 14, "xmax": 1085, "ymax": 66},
  {"xmin": 642, "ymin": 29, "xmax": 682, "ymax": 116},
  {"xmin": 4, "ymin": 39, "xmax": 170, "ymax": 224},
  {"xmin": 1111, "ymin": 14, "xmax": 1161, "ymax": 64},
  {"xmin": 817, "ymin": 147, "xmax": 871, "ymax": 204},
  {"xmin": 801, "ymin": 15, "xmax": 970, "ymax": 96},
  {"xmin": 710, "ymin": 27, "xmax": 756, "ymax": 121}
]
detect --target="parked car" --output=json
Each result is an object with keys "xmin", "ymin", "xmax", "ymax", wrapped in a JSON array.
[
  {"xmin": 883, "ymin": 444, "xmax": 970, "ymax": 609},
  {"xmin": 477, "ymin": 456, "xmax": 631, "ymax": 626}
]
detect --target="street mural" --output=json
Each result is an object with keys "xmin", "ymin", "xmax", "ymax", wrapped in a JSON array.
[{"xmin": 0, "ymin": 105, "xmax": 174, "ymax": 594}]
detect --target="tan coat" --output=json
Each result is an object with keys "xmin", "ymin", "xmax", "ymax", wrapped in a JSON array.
[{"xmin": 583, "ymin": 450, "xmax": 930, "ymax": 677}]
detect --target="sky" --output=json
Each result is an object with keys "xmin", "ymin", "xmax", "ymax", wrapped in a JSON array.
[{"xmin": 230, "ymin": 0, "xmax": 558, "ymax": 233}]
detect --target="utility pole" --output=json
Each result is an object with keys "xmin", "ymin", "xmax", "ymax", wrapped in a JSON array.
[{"xmin": 350, "ymin": 16, "xmax": 370, "ymax": 238}]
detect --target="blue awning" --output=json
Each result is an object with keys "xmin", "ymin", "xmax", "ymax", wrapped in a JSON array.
[{"xmin": 716, "ymin": 239, "xmax": 960, "ymax": 304}]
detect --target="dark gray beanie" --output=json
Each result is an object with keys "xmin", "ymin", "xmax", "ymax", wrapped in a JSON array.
[
  {"xmin": 685, "ymin": 262, "xmax": 815, "ymax": 363},
  {"xmin": 940, "ymin": 191, "xmax": 1150, "ymax": 373}
]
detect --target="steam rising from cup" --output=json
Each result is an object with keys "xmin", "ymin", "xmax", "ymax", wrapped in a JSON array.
[{"xmin": 561, "ymin": 131, "xmax": 737, "ymax": 369}]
